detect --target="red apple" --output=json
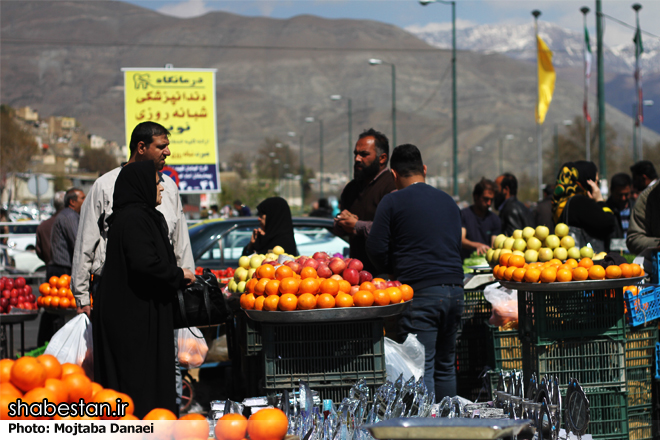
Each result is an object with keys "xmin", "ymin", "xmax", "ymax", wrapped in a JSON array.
[
  {"xmin": 296, "ymin": 256, "xmax": 309, "ymax": 265},
  {"xmin": 317, "ymin": 264, "xmax": 333, "ymax": 278},
  {"xmin": 0, "ymin": 306, "xmax": 4, "ymax": 314},
  {"xmin": 349, "ymin": 285, "xmax": 360, "ymax": 295},
  {"xmin": 0, "ymin": 278, "xmax": 5, "ymax": 291},
  {"xmin": 14, "ymin": 277, "xmax": 26, "ymax": 288},
  {"xmin": 27, "ymin": 294, "xmax": 35, "ymax": 303},
  {"xmin": 392, "ymin": 280, "xmax": 402, "ymax": 287},
  {"xmin": 24, "ymin": 285, "xmax": 32, "ymax": 296},
  {"xmin": 386, "ymin": 281, "xmax": 396, "ymax": 288},
  {"xmin": 344, "ymin": 258, "xmax": 353, "ymax": 267},
  {"xmin": 5, "ymin": 305, "xmax": 13, "ymax": 313},
  {"xmin": 1, "ymin": 290, "xmax": 10, "ymax": 299},
  {"xmin": 17, "ymin": 295, "xmax": 26, "ymax": 304},
  {"xmin": 330, "ymin": 274, "xmax": 343, "ymax": 281},
  {"xmin": 9, "ymin": 289, "xmax": 18, "ymax": 298},
  {"xmin": 358, "ymin": 270, "xmax": 373, "ymax": 284},
  {"xmin": 342, "ymin": 268, "xmax": 360, "ymax": 286},
  {"xmin": 0, "ymin": 297, "xmax": 8, "ymax": 308},
  {"xmin": 374, "ymin": 281, "xmax": 387, "ymax": 290},
  {"xmin": 328, "ymin": 258, "xmax": 347, "ymax": 275},
  {"xmin": 5, "ymin": 279, "xmax": 14, "ymax": 291},
  {"xmin": 303, "ymin": 258, "xmax": 319, "ymax": 270},
  {"xmin": 348, "ymin": 259, "xmax": 364, "ymax": 272},
  {"xmin": 313, "ymin": 252, "xmax": 330, "ymax": 261},
  {"xmin": 289, "ymin": 262, "xmax": 303, "ymax": 274},
  {"xmin": 9, "ymin": 297, "xmax": 18, "ymax": 306}
]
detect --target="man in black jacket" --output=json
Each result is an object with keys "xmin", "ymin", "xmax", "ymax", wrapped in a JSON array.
[{"xmin": 495, "ymin": 173, "xmax": 533, "ymax": 236}]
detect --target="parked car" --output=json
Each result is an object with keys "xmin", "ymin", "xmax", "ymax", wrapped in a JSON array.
[
  {"xmin": 1, "ymin": 220, "xmax": 45, "ymax": 274},
  {"xmin": 189, "ymin": 217, "xmax": 349, "ymax": 269}
]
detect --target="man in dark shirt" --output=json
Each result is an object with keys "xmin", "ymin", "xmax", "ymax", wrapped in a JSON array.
[
  {"xmin": 35, "ymin": 191, "xmax": 66, "ymax": 265},
  {"xmin": 533, "ymin": 184, "xmax": 555, "ymax": 229},
  {"xmin": 495, "ymin": 172, "xmax": 534, "ymax": 236},
  {"xmin": 233, "ymin": 200, "xmax": 251, "ymax": 217},
  {"xmin": 606, "ymin": 173, "xmax": 633, "ymax": 238},
  {"xmin": 335, "ymin": 128, "xmax": 396, "ymax": 273},
  {"xmin": 309, "ymin": 198, "xmax": 334, "ymax": 218},
  {"xmin": 48, "ymin": 188, "xmax": 85, "ymax": 278},
  {"xmin": 461, "ymin": 178, "xmax": 500, "ymax": 259},
  {"xmin": 367, "ymin": 144, "xmax": 463, "ymax": 401}
]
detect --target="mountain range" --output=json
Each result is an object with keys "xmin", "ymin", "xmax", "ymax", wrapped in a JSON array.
[{"xmin": 1, "ymin": 0, "xmax": 658, "ymax": 199}]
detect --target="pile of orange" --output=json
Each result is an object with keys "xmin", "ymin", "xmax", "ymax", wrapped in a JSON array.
[
  {"xmin": 36, "ymin": 275, "xmax": 85, "ymax": 310},
  {"xmin": 239, "ymin": 263, "xmax": 413, "ymax": 311},
  {"xmin": 216, "ymin": 408, "xmax": 288, "ymax": 440},
  {"xmin": 493, "ymin": 253, "xmax": 644, "ymax": 284}
]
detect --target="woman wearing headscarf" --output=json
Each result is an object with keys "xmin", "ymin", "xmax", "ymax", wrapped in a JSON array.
[
  {"xmin": 552, "ymin": 161, "xmax": 617, "ymax": 251},
  {"xmin": 242, "ymin": 197, "xmax": 297, "ymax": 256},
  {"xmin": 92, "ymin": 161, "xmax": 195, "ymax": 418}
]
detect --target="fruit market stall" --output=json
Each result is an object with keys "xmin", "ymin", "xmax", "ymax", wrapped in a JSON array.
[{"xmin": 0, "ymin": 276, "xmax": 39, "ymax": 358}]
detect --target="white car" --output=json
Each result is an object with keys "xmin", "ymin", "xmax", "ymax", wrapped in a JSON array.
[{"xmin": 1, "ymin": 221, "xmax": 46, "ymax": 274}]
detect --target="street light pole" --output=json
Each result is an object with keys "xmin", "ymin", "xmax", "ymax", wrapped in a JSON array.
[
  {"xmin": 368, "ymin": 59, "xmax": 396, "ymax": 148},
  {"xmin": 420, "ymin": 0, "xmax": 457, "ymax": 198}
]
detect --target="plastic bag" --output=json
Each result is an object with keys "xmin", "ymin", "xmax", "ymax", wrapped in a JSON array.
[
  {"xmin": 44, "ymin": 314, "xmax": 93, "ymax": 377},
  {"xmin": 384, "ymin": 334, "xmax": 425, "ymax": 382},
  {"xmin": 483, "ymin": 282, "xmax": 518, "ymax": 327},
  {"xmin": 205, "ymin": 334, "xmax": 229, "ymax": 363},
  {"xmin": 177, "ymin": 327, "xmax": 209, "ymax": 369}
]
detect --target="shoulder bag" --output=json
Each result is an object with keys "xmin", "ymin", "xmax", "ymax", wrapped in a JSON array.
[{"xmin": 173, "ymin": 268, "xmax": 231, "ymax": 330}]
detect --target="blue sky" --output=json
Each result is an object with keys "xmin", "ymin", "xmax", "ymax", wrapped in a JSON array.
[{"xmin": 123, "ymin": 0, "xmax": 660, "ymax": 47}]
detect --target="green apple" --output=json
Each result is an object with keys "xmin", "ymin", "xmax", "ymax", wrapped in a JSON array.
[
  {"xmin": 486, "ymin": 249, "xmax": 495, "ymax": 263},
  {"xmin": 553, "ymin": 247, "xmax": 568, "ymax": 260},
  {"xmin": 512, "ymin": 229, "xmax": 523, "ymax": 239},
  {"xmin": 238, "ymin": 255, "xmax": 251, "ymax": 270},
  {"xmin": 535, "ymin": 225, "xmax": 550, "ymax": 241},
  {"xmin": 527, "ymin": 236, "xmax": 542, "ymax": 251},
  {"xmin": 544, "ymin": 235, "xmax": 561, "ymax": 249},
  {"xmin": 273, "ymin": 245, "xmax": 285, "ymax": 255},
  {"xmin": 237, "ymin": 280, "xmax": 247, "ymax": 293},
  {"xmin": 524, "ymin": 249, "xmax": 539, "ymax": 263},
  {"xmin": 567, "ymin": 246, "xmax": 581, "ymax": 260},
  {"xmin": 580, "ymin": 246, "xmax": 594, "ymax": 259},
  {"xmin": 522, "ymin": 227, "xmax": 536, "ymax": 240},
  {"xmin": 494, "ymin": 234, "xmax": 506, "ymax": 249},
  {"xmin": 555, "ymin": 223, "xmax": 569, "ymax": 238},
  {"xmin": 538, "ymin": 248, "xmax": 553, "ymax": 262},
  {"xmin": 512, "ymin": 238, "xmax": 527, "ymax": 252},
  {"xmin": 503, "ymin": 237, "xmax": 515, "ymax": 250},
  {"xmin": 265, "ymin": 252, "xmax": 278, "ymax": 261},
  {"xmin": 234, "ymin": 267, "xmax": 248, "ymax": 282},
  {"xmin": 560, "ymin": 235, "xmax": 575, "ymax": 249},
  {"xmin": 492, "ymin": 249, "xmax": 502, "ymax": 265},
  {"xmin": 250, "ymin": 254, "xmax": 264, "ymax": 268},
  {"xmin": 247, "ymin": 268, "xmax": 257, "ymax": 279},
  {"xmin": 228, "ymin": 280, "xmax": 238, "ymax": 293},
  {"xmin": 512, "ymin": 250, "xmax": 525, "ymax": 257}
]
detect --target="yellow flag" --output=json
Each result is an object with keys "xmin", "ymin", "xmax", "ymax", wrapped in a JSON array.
[{"xmin": 536, "ymin": 35, "xmax": 556, "ymax": 124}]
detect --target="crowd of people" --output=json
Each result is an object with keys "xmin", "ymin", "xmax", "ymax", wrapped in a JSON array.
[{"xmin": 26, "ymin": 119, "xmax": 660, "ymax": 412}]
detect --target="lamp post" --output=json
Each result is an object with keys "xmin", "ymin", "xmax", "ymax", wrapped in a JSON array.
[
  {"xmin": 554, "ymin": 120, "xmax": 572, "ymax": 174},
  {"xmin": 306, "ymin": 117, "xmax": 324, "ymax": 199},
  {"xmin": 368, "ymin": 58, "xmax": 396, "ymax": 148},
  {"xmin": 330, "ymin": 94, "xmax": 353, "ymax": 178},
  {"xmin": 420, "ymin": 0, "xmax": 457, "ymax": 198},
  {"xmin": 499, "ymin": 134, "xmax": 514, "ymax": 175},
  {"xmin": 468, "ymin": 146, "xmax": 483, "ymax": 181}
]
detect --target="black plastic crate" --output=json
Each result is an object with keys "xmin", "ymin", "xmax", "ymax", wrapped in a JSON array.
[
  {"xmin": 237, "ymin": 313, "xmax": 262, "ymax": 356},
  {"xmin": 456, "ymin": 319, "xmax": 493, "ymax": 376},
  {"xmin": 517, "ymin": 288, "xmax": 627, "ymax": 345},
  {"xmin": 262, "ymin": 320, "xmax": 386, "ymax": 389},
  {"xmin": 462, "ymin": 289, "xmax": 492, "ymax": 323}
]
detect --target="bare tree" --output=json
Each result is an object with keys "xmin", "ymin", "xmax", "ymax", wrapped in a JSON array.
[
  {"xmin": 254, "ymin": 137, "xmax": 299, "ymax": 180},
  {"xmin": 0, "ymin": 105, "xmax": 38, "ymax": 197},
  {"xmin": 78, "ymin": 148, "xmax": 119, "ymax": 175}
]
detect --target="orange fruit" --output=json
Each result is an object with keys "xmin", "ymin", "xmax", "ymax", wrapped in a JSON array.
[
  {"xmin": 254, "ymin": 278, "xmax": 270, "ymax": 296},
  {"xmin": 523, "ymin": 267, "xmax": 541, "ymax": 283},
  {"xmin": 496, "ymin": 265, "xmax": 507, "ymax": 279},
  {"xmin": 0, "ymin": 382, "xmax": 22, "ymax": 399},
  {"xmin": 175, "ymin": 413, "xmax": 209, "ymax": 440},
  {"xmin": 240, "ymin": 293, "xmax": 256, "ymax": 310},
  {"xmin": 319, "ymin": 279, "xmax": 340, "ymax": 296},
  {"xmin": 619, "ymin": 263, "xmax": 633, "ymax": 278},
  {"xmin": 297, "ymin": 293, "xmax": 317, "ymax": 310},
  {"xmin": 548, "ymin": 258, "xmax": 562, "ymax": 266},
  {"xmin": 118, "ymin": 392, "xmax": 134, "ymax": 415},
  {"xmin": 565, "ymin": 258, "xmax": 578, "ymax": 268},
  {"xmin": 338, "ymin": 280, "xmax": 352, "ymax": 294},
  {"xmin": 216, "ymin": 413, "xmax": 248, "ymax": 440},
  {"xmin": 373, "ymin": 289, "xmax": 390, "ymax": 306},
  {"xmin": 335, "ymin": 293, "xmax": 354, "ymax": 308},
  {"xmin": 298, "ymin": 278, "xmax": 319, "ymax": 295},
  {"xmin": 61, "ymin": 363, "xmax": 85, "ymax": 378},
  {"xmin": 373, "ymin": 277, "xmax": 386, "ymax": 284},
  {"xmin": 22, "ymin": 387, "xmax": 58, "ymax": 419},
  {"xmin": 512, "ymin": 267, "xmax": 526, "ymax": 282},
  {"xmin": 578, "ymin": 257, "xmax": 593, "ymax": 269},
  {"xmin": 93, "ymin": 388, "xmax": 123, "ymax": 420},
  {"xmin": 300, "ymin": 267, "xmax": 317, "ymax": 280},
  {"xmin": 264, "ymin": 280, "xmax": 281, "ymax": 296},
  {"xmin": 247, "ymin": 407, "xmax": 288, "ymax": 440},
  {"xmin": 278, "ymin": 277, "xmax": 299, "ymax": 295},
  {"xmin": 275, "ymin": 265, "xmax": 293, "ymax": 281},
  {"xmin": 316, "ymin": 293, "xmax": 336, "ymax": 309},
  {"xmin": 624, "ymin": 286, "xmax": 638, "ymax": 296},
  {"xmin": 558, "ymin": 264, "xmax": 573, "ymax": 272},
  {"xmin": 588, "ymin": 265, "xmax": 605, "ymax": 280},
  {"xmin": 0, "ymin": 359, "xmax": 14, "ymax": 383},
  {"xmin": 359, "ymin": 281, "xmax": 376, "ymax": 292},
  {"xmin": 353, "ymin": 290, "xmax": 375, "ymax": 307},
  {"xmin": 43, "ymin": 378, "xmax": 68, "ymax": 404},
  {"xmin": 49, "ymin": 276, "xmax": 59, "ymax": 288},
  {"xmin": 508, "ymin": 255, "xmax": 525, "ymax": 268},
  {"xmin": 56, "ymin": 278, "xmax": 68, "ymax": 290},
  {"xmin": 62, "ymin": 373, "xmax": 92, "ymax": 403},
  {"xmin": 91, "ymin": 381, "xmax": 103, "ymax": 398},
  {"xmin": 503, "ymin": 266, "xmax": 517, "ymax": 281},
  {"xmin": 38, "ymin": 283, "xmax": 51, "ymax": 295},
  {"xmin": 50, "ymin": 296, "xmax": 60, "ymax": 308},
  {"xmin": 572, "ymin": 266, "xmax": 589, "ymax": 281},
  {"xmin": 10, "ymin": 356, "xmax": 46, "ymax": 392},
  {"xmin": 630, "ymin": 263, "xmax": 642, "ymax": 277},
  {"xmin": 400, "ymin": 284, "xmax": 414, "ymax": 301},
  {"xmin": 59, "ymin": 297, "xmax": 71, "ymax": 309},
  {"xmin": 540, "ymin": 267, "xmax": 557, "ymax": 283},
  {"xmin": 556, "ymin": 268, "xmax": 572, "ymax": 282},
  {"xmin": 254, "ymin": 295, "xmax": 266, "ymax": 311},
  {"xmin": 257, "ymin": 264, "xmax": 275, "ymax": 280},
  {"xmin": 246, "ymin": 278, "xmax": 259, "ymax": 294},
  {"xmin": 1, "ymin": 393, "xmax": 19, "ymax": 420},
  {"xmin": 605, "ymin": 265, "xmax": 622, "ymax": 279},
  {"xmin": 278, "ymin": 293, "xmax": 298, "ymax": 311},
  {"xmin": 144, "ymin": 408, "xmax": 177, "ymax": 420},
  {"xmin": 499, "ymin": 253, "xmax": 513, "ymax": 267},
  {"xmin": 493, "ymin": 265, "xmax": 501, "ymax": 279},
  {"xmin": 36, "ymin": 354, "xmax": 62, "ymax": 380},
  {"xmin": 42, "ymin": 296, "xmax": 53, "ymax": 307},
  {"xmin": 263, "ymin": 295, "xmax": 280, "ymax": 311},
  {"xmin": 385, "ymin": 287, "xmax": 403, "ymax": 303}
]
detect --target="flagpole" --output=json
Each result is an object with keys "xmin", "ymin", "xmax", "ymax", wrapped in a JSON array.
[
  {"xmin": 633, "ymin": 3, "xmax": 642, "ymax": 161},
  {"xmin": 581, "ymin": 6, "xmax": 591, "ymax": 162},
  {"xmin": 533, "ymin": 10, "xmax": 542, "ymax": 201}
]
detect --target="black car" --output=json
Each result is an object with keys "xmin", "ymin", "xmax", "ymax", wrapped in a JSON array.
[{"xmin": 189, "ymin": 217, "xmax": 349, "ymax": 269}]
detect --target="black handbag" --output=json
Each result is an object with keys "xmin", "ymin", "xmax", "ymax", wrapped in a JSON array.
[{"xmin": 173, "ymin": 268, "xmax": 231, "ymax": 329}]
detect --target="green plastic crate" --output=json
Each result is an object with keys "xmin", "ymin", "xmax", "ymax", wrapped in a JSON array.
[
  {"xmin": 462, "ymin": 290, "xmax": 492, "ymax": 323},
  {"xmin": 575, "ymin": 387, "xmax": 629, "ymax": 440},
  {"xmin": 262, "ymin": 320, "xmax": 386, "ymax": 389},
  {"xmin": 517, "ymin": 288, "xmax": 627, "ymax": 345},
  {"xmin": 628, "ymin": 406, "xmax": 653, "ymax": 440},
  {"xmin": 238, "ymin": 314, "xmax": 262, "ymax": 356},
  {"xmin": 488, "ymin": 325, "xmax": 523, "ymax": 371},
  {"xmin": 625, "ymin": 326, "xmax": 657, "ymax": 409}
]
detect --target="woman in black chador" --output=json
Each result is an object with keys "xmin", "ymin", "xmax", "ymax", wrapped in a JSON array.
[
  {"xmin": 92, "ymin": 161, "xmax": 194, "ymax": 418},
  {"xmin": 242, "ymin": 197, "xmax": 297, "ymax": 256}
]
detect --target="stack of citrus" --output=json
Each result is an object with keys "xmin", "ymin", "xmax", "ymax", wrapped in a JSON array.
[
  {"xmin": 37, "ymin": 275, "xmax": 84, "ymax": 310},
  {"xmin": 239, "ymin": 263, "xmax": 413, "ymax": 311},
  {"xmin": 215, "ymin": 408, "xmax": 288, "ymax": 440},
  {"xmin": 493, "ymin": 252, "xmax": 643, "ymax": 284}
]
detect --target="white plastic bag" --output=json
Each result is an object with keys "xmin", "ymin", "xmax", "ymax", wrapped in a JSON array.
[
  {"xmin": 177, "ymin": 328, "xmax": 209, "ymax": 369},
  {"xmin": 483, "ymin": 282, "xmax": 518, "ymax": 327},
  {"xmin": 44, "ymin": 314, "xmax": 93, "ymax": 376},
  {"xmin": 384, "ymin": 334, "xmax": 425, "ymax": 382}
]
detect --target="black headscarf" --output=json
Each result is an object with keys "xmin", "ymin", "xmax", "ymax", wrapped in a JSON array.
[
  {"xmin": 251, "ymin": 197, "xmax": 297, "ymax": 255},
  {"xmin": 108, "ymin": 161, "xmax": 175, "ymax": 263},
  {"xmin": 552, "ymin": 160, "xmax": 598, "ymax": 223}
]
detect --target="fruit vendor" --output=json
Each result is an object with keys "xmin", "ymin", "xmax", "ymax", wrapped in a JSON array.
[
  {"xmin": 494, "ymin": 172, "xmax": 534, "ymax": 236},
  {"xmin": 366, "ymin": 144, "xmax": 464, "ymax": 401},
  {"xmin": 460, "ymin": 178, "xmax": 501, "ymax": 259},
  {"xmin": 335, "ymin": 128, "xmax": 396, "ymax": 274},
  {"xmin": 242, "ymin": 197, "xmax": 297, "ymax": 256}
]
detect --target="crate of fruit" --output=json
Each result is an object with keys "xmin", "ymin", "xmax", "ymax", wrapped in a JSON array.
[{"xmin": 624, "ymin": 285, "xmax": 660, "ymax": 327}]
